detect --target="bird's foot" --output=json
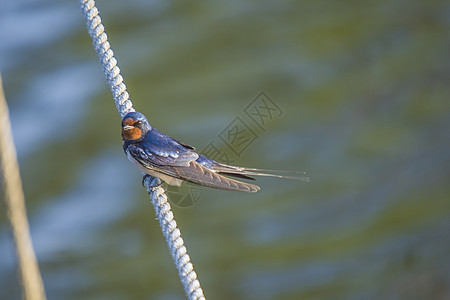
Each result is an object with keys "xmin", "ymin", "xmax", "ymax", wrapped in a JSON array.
[
  {"xmin": 142, "ymin": 174, "xmax": 166, "ymax": 191},
  {"xmin": 142, "ymin": 174, "xmax": 152, "ymax": 187}
]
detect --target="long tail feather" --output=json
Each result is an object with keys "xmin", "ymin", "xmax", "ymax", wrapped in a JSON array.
[
  {"xmin": 175, "ymin": 161, "xmax": 261, "ymax": 192},
  {"xmin": 214, "ymin": 164, "xmax": 310, "ymax": 182},
  {"xmin": 238, "ymin": 167, "xmax": 307, "ymax": 174},
  {"xmin": 225, "ymin": 170, "xmax": 310, "ymax": 182}
]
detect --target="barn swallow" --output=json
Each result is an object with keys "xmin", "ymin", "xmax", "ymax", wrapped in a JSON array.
[{"xmin": 122, "ymin": 111, "xmax": 309, "ymax": 192}]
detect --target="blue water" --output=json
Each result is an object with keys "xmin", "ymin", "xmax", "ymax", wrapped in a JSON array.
[{"xmin": 1, "ymin": 0, "xmax": 449, "ymax": 299}]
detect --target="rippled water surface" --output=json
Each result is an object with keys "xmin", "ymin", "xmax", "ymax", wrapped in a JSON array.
[{"xmin": 1, "ymin": 0, "xmax": 449, "ymax": 299}]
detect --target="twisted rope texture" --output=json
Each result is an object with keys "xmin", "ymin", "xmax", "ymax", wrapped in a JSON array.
[
  {"xmin": 146, "ymin": 177, "xmax": 205, "ymax": 300},
  {"xmin": 80, "ymin": 0, "xmax": 134, "ymax": 118},
  {"xmin": 80, "ymin": 1, "xmax": 205, "ymax": 299}
]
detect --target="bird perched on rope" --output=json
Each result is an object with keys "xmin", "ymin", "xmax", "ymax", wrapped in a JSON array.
[{"xmin": 121, "ymin": 111, "xmax": 309, "ymax": 192}]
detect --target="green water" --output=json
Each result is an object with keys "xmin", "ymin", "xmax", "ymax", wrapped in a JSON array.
[{"xmin": 1, "ymin": 0, "xmax": 449, "ymax": 299}]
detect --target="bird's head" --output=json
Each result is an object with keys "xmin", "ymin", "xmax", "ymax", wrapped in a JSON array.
[{"xmin": 121, "ymin": 111, "xmax": 152, "ymax": 141}]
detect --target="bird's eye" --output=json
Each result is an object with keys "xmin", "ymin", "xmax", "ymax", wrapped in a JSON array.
[{"xmin": 134, "ymin": 121, "xmax": 142, "ymax": 127}]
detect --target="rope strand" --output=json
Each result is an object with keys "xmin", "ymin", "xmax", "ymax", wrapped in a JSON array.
[
  {"xmin": 79, "ymin": 1, "xmax": 205, "ymax": 299},
  {"xmin": 146, "ymin": 177, "xmax": 205, "ymax": 300},
  {"xmin": 80, "ymin": 0, "xmax": 134, "ymax": 118}
]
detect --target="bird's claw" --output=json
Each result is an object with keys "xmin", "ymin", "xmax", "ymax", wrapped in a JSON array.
[
  {"xmin": 141, "ymin": 174, "xmax": 166, "ymax": 191},
  {"xmin": 142, "ymin": 174, "xmax": 151, "ymax": 187}
]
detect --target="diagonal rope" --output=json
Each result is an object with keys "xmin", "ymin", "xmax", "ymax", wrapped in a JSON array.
[
  {"xmin": 0, "ymin": 75, "xmax": 47, "ymax": 300},
  {"xmin": 79, "ymin": 1, "xmax": 205, "ymax": 299},
  {"xmin": 80, "ymin": 0, "xmax": 134, "ymax": 118},
  {"xmin": 145, "ymin": 177, "xmax": 205, "ymax": 300}
]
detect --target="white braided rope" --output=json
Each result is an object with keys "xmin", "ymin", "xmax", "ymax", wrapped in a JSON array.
[
  {"xmin": 80, "ymin": 0, "xmax": 134, "ymax": 118},
  {"xmin": 146, "ymin": 177, "xmax": 205, "ymax": 300},
  {"xmin": 79, "ymin": 1, "xmax": 205, "ymax": 299}
]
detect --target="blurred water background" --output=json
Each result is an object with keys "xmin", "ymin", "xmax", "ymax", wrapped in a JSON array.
[{"xmin": 1, "ymin": 0, "xmax": 450, "ymax": 299}]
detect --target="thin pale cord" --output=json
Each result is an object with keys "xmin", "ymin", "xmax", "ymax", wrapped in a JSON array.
[
  {"xmin": 0, "ymin": 75, "xmax": 47, "ymax": 300},
  {"xmin": 79, "ymin": 1, "xmax": 205, "ymax": 299}
]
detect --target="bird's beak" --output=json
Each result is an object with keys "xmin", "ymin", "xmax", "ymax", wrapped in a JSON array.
[{"xmin": 123, "ymin": 125, "xmax": 134, "ymax": 131}]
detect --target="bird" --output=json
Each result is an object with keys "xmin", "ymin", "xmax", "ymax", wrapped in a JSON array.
[{"xmin": 121, "ymin": 111, "xmax": 309, "ymax": 192}]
